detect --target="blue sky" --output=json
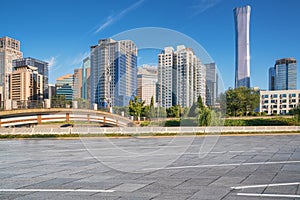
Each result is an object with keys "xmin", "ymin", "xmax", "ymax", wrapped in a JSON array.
[{"xmin": 1, "ymin": 0, "xmax": 300, "ymax": 90}]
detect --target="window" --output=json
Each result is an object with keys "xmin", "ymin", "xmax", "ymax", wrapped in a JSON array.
[
  {"xmin": 273, "ymin": 94, "xmax": 278, "ymax": 98},
  {"xmin": 292, "ymin": 94, "xmax": 296, "ymax": 97},
  {"xmin": 282, "ymin": 94, "xmax": 287, "ymax": 98}
]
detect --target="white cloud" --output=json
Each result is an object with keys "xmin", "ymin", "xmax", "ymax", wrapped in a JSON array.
[
  {"xmin": 191, "ymin": 0, "xmax": 222, "ymax": 16},
  {"xmin": 71, "ymin": 51, "xmax": 89, "ymax": 66},
  {"xmin": 95, "ymin": 0, "xmax": 145, "ymax": 34},
  {"xmin": 45, "ymin": 56, "xmax": 56, "ymax": 69}
]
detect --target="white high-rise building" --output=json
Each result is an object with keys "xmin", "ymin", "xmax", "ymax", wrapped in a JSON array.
[{"xmin": 157, "ymin": 45, "xmax": 205, "ymax": 108}]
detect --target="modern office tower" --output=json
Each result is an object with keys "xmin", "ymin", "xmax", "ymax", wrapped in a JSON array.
[
  {"xmin": 234, "ymin": 5, "xmax": 251, "ymax": 88},
  {"xmin": 13, "ymin": 57, "xmax": 49, "ymax": 99},
  {"xmin": 270, "ymin": 58, "xmax": 297, "ymax": 90},
  {"xmin": 10, "ymin": 65, "xmax": 43, "ymax": 101},
  {"xmin": 260, "ymin": 90, "xmax": 300, "ymax": 115},
  {"xmin": 55, "ymin": 74, "xmax": 74, "ymax": 100},
  {"xmin": 157, "ymin": 45, "xmax": 205, "ymax": 108},
  {"xmin": 205, "ymin": 63, "xmax": 218, "ymax": 106},
  {"xmin": 82, "ymin": 57, "xmax": 90, "ymax": 100},
  {"xmin": 137, "ymin": 65, "xmax": 158, "ymax": 105},
  {"xmin": 90, "ymin": 38, "xmax": 137, "ymax": 109},
  {"xmin": 269, "ymin": 67, "xmax": 275, "ymax": 90},
  {"xmin": 73, "ymin": 68, "xmax": 83, "ymax": 99},
  {"xmin": 0, "ymin": 36, "xmax": 23, "ymax": 101}
]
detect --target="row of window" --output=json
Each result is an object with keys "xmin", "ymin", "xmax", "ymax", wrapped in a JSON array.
[{"xmin": 262, "ymin": 93, "xmax": 298, "ymax": 98}]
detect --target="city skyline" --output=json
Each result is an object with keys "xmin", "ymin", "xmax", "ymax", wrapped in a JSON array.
[{"xmin": 1, "ymin": 0, "xmax": 300, "ymax": 90}]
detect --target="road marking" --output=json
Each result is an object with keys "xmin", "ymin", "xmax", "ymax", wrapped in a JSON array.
[
  {"xmin": 231, "ymin": 182, "xmax": 300, "ymax": 190},
  {"xmin": 143, "ymin": 160, "xmax": 300, "ymax": 171},
  {"xmin": 0, "ymin": 189, "xmax": 115, "ymax": 193},
  {"xmin": 237, "ymin": 193, "xmax": 300, "ymax": 198}
]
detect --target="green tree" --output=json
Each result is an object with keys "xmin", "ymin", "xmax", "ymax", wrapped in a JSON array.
[
  {"xmin": 149, "ymin": 96, "xmax": 155, "ymax": 118},
  {"xmin": 198, "ymin": 107, "xmax": 211, "ymax": 126},
  {"xmin": 289, "ymin": 106, "xmax": 300, "ymax": 124},
  {"xmin": 221, "ymin": 87, "xmax": 259, "ymax": 116},
  {"xmin": 188, "ymin": 95, "xmax": 204, "ymax": 117},
  {"xmin": 129, "ymin": 96, "xmax": 145, "ymax": 120},
  {"xmin": 182, "ymin": 107, "xmax": 190, "ymax": 118},
  {"xmin": 166, "ymin": 105, "xmax": 181, "ymax": 118},
  {"xmin": 51, "ymin": 95, "xmax": 70, "ymax": 108}
]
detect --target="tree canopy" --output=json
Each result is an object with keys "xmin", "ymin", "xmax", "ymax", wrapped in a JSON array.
[{"xmin": 220, "ymin": 87, "xmax": 260, "ymax": 116}]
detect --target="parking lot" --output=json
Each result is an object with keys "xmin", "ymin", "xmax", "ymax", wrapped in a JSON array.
[{"xmin": 0, "ymin": 134, "xmax": 300, "ymax": 199}]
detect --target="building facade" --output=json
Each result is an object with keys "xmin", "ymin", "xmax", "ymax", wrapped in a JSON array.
[
  {"xmin": 269, "ymin": 58, "xmax": 297, "ymax": 91},
  {"xmin": 234, "ymin": 5, "xmax": 251, "ymax": 88},
  {"xmin": 13, "ymin": 57, "xmax": 49, "ymax": 99},
  {"xmin": 260, "ymin": 90, "xmax": 300, "ymax": 115},
  {"xmin": 55, "ymin": 74, "xmax": 73, "ymax": 101},
  {"xmin": 82, "ymin": 57, "xmax": 90, "ymax": 100},
  {"xmin": 0, "ymin": 36, "xmax": 23, "ymax": 101},
  {"xmin": 137, "ymin": 65, "xmax": 158, "ymax": 105},
  {"xmin": 205, "ymin": 63, "xmax": 218, "ymax": 106},
  {"xmin": 157, "ymin": 45, "xmax": 205, "ymax": 108},
  {"xmin": 10, "ymin": 65, "xmax": 43, "ymax": 101},
  {"xmin": 73, "ymin": 68, "xmax": 83, "ymax": 100},
  {"xmin": 90, "ymin": 38, "xmax": 137, "ymax": 109}
]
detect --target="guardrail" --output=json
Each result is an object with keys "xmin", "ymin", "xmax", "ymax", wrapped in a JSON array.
[
  {"xmin": 0, "ymin": 126, "xmax": 300, "ymax": 135},
  {"xmin": 0, "ymin": 114, "xmax": 128, "ymax": 127}
]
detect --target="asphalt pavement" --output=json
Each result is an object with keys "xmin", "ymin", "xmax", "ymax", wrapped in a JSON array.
[{"xmin": 0, "ymin": 134, "xmax": 300, "ymax": 199}]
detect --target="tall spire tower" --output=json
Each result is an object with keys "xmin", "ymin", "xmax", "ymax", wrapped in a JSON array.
[{"xmin": 234, "ymin": 5, "xmax": 251, "ymax": 88}]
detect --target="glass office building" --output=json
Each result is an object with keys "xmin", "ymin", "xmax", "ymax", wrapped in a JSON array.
[
  {"xmin": 269, "ymin": 58, "xmax": 297, "ymax": 91},
  {"xmin": 234, "ymin": 5, "xmax": 251, "ymax": 88},
  {"xmin": 90, "ymin": 38, "xmax": 137, "ymax": 109}
]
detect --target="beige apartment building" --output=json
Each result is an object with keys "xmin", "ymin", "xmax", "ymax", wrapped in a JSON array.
[
  {"xmin": 73, "ymin": 68, "xmax": 83, "ymax": 99},
  {"xmin": 10, "ymin": 65, "xmax": 43, "ymax": 102},
  {"xmin": 260, "ymin": 90, "xmax": 300, "ymax": 115},
  {"xmin": 0, "ymin": 36, "xmax": 23, "ymax": 101},
  {"xmin": 137, "ymin": 65, "xmax": 157, "ymax": 105}
]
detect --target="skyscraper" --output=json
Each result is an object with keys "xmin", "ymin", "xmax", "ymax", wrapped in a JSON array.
[
  {"xmin": 269, "ymin": 58, "xmax": 297, "ymax": 90},
  {"xmin": 90, "ymin": 38, "xmax": 137, "ymax": 109},
  {"xmin": 73, "ymin": 68, "xmax": 83, "ymax": 99},
  {"xmin": 13, "ymin": 57, "xmax": 49, "ymax": 99},
  {"xmin": 205, "ymin": 63, "xmax": 218, "ymax": 106},
  {"xmin": 0, "ymin": 36, "xmax": 23, "ymax": 101},
  {"xmin": 234, "ymin": 5, "xmax": 251, "ymax": 88},
  {"xmin": 82, "ymin": 57, "xmax": 90, "ymax": 100},
  {"xmin": 157, "ymin": 45, "xmax": 205, "ymax": 108}
]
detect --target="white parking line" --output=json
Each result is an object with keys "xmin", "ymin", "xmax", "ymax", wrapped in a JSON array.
[
  {"xmin": 0, "ymin": 189, "xmax": 115, "ymax": 193},
  {"xmin": 237, "ymin": 193, "xmax": 300, "ymax": 198},
  {"xmin": 231, "ymin": 182, "xmax": 300, "ymax": 190},
  {"xmin": 143, "ymin": 160, "xmax": 300, "ymax": 171}
]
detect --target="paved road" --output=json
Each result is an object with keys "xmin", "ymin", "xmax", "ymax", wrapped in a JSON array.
[{"xmin": 0, "ymin": 134, "xmax": 300, "ymax": 199}]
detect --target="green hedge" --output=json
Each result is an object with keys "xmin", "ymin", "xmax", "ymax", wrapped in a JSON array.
[{"xmin": 224, "ymin": 117, "xmax": 298, "ymax": 126}]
